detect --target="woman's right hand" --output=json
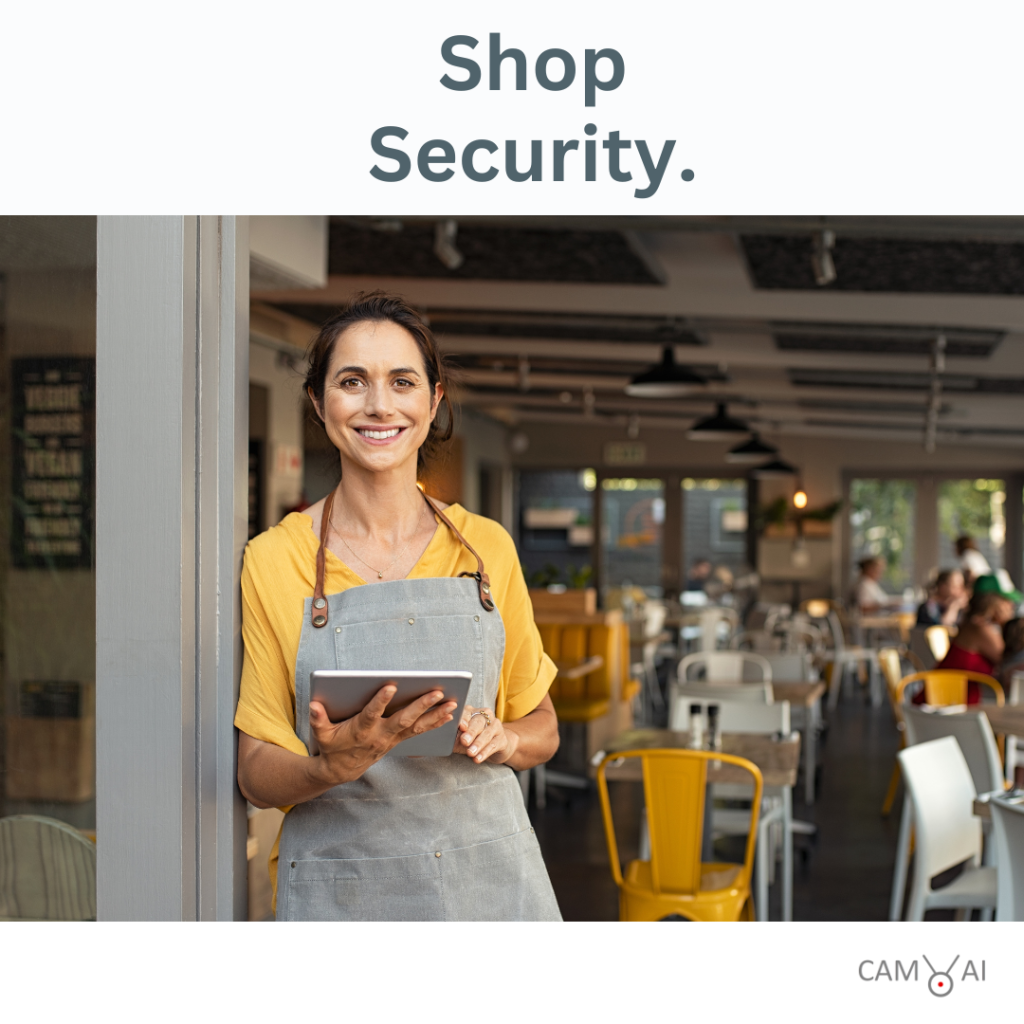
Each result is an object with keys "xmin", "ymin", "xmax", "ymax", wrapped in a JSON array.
[{"xmin": 309, "ymin": 685, "xmax": 457, "ymax": 787}]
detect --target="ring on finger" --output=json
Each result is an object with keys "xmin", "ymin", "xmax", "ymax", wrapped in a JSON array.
[{"xmin": 468, "ymin": 710, "xmax": 492, "ymax": 727}]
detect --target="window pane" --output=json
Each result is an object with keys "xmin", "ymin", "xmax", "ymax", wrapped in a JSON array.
[
  {"xmin": 1, "ymin": 217, "xmax": 97, "ymax": 849},
  {"xmin": 600, "ymin": 477, "xmax": 665, "ymax": 598},
  {"xmin": 849, "ymin": 478, "xmax": 916, "ymax": 593},
  {"xmin": 681, "ymin": 477, "xmax": 748, "ymax": 592},
  {"xmin": 937, "ymin": 478, "xmax": 1005, "ymax": 573},
  {"xmin": 516, "ymin": 469, "xmax": 595, "ymax": 588}
]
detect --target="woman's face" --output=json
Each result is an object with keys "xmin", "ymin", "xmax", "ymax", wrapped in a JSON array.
[
  {"xmin": 992, "ymin": 597, "xmax": 1015, "ymax": 625},
  {"xmin": 312, "ymin": 320, "xmax": 441, "ymax": 477},
  {"xmin": 865, "ymin": 559, "xmax": 883, "ymax": 580}
]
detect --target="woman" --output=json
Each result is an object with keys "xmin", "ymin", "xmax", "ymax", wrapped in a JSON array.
[
  {"xmin": 234, "ymin": 292, "xmax": 562, "ymax": 921},
  {"xmin": 932, "ymin": 590, "xmax": 1014, "ymax": 704},
  {"xmin": 915, "ymin": 569, "xmax": 967, "ymax": 628},
  {"xmin": 850, "ymin": 556, "xmax": 899, "ymax": 614}
]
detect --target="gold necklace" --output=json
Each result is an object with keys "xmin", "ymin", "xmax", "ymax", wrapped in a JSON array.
[{"xmin": 330, "ymin": 492, "xmax": 426, "ymax": 579}]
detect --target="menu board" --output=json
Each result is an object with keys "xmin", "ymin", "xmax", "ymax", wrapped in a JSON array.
[{"xmin": 11, "ymin": 356, "xmax": 95, "ymax": 569}]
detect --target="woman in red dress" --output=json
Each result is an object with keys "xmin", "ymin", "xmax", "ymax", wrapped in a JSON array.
[{"xmin": 933, "ymin": 590, "xmax": 1014, "ymax": 703}]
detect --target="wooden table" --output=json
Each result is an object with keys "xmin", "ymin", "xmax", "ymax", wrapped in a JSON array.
[
  {"xmin": 772, "ymin": 681, "xmax": 827, "ymax": 805},
  {"xmin": 600, "ymin": 728, "xmax": 800, "ymax": 786},
  {"xmin": 599, "ymin": 728, "xmax": 801, "ymax": 922},
  {"xmin": 979, "ymin": 705, "xmax": 1024, "ymax": 736},
  {"xmin": 857, "ymin": 612, "xmax": 917, "ymax": 643},
  {"xmin": 973, "ymin": 790, "xmax": 1024, "ymax": 820}
]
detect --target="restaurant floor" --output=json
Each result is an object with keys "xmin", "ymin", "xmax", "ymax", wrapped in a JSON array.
[{"xmin": 531, "ymin": 692, "xmax": 951, "ymax": 922}]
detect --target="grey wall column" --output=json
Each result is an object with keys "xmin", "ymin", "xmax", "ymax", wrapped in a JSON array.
[
  {"xmin": 1005, "ymin": 474, "xmax": 1024, "ymax": 586},
  {"xmin": 914, "ymin": 476, "xmax": 938, "ymax": 588},
  {"xmin": 96, "ymin": 216, "xmax": 249, "ymax": 920}
]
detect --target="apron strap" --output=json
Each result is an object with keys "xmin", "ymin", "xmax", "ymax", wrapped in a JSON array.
[
  {"xmin": 310, "ymin": 488, "xmax": 335, "ymax": 628},
  {"xmin": 310, "ymin": 487, "xmax": 495, "ymax": 628},
  {"xmin": 421, "ymin": 492, "xmax": 495, "ymax": 612}
]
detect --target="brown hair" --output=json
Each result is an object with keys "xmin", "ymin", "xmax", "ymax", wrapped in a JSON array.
[
  {"xmin": 304, "ymin": 291, "xmax": 455, "ymax": 471},
  {"xmin": 967, "ymin": 590, "xmax": 1011, "ymax": 620},
  {"xmin": 1003, "ymin": 617, "xmax": 1024, "ymax": 657}
]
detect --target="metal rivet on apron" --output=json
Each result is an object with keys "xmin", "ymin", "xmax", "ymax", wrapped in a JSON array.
[
  {"xmin": 483, "ymin": 585, "xmax": 491, "ymax": 594},
  {"xmin": 291, "ymin": 861, "xmax": 296, "ymax": 868},
  {"xmin": 474, "ymin": 615, "xmax": 480, "ymax": 622},
  {"xmin": 313, "ymin": 616, "xmax": 326, "ymax": 627},
  {"xmin": 435, "ymin": 851, "xmax": 442, "ymax": 858},
  {"xmin": 408, "ymin": 618, "xmax": 415, "ymax": 625},
  {"xmin": 530, "ymin": 828, "xmax": 535, "ymax": 833},
  {"xmin": 313, "ymin": 597, "xmax": 326, "ymax": 609},
  {"xmin": 335, "ymin": 627, "xmax": 341, "ymax": 633}
]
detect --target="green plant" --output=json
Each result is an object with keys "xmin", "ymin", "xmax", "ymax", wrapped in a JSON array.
[{"xmin": 565, "ymin": 564, "xmax": 593, "ymax": 589}]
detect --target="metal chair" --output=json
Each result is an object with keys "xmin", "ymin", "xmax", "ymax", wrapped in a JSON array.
[
  {"xmin": 597, "ymin": 748, "xmax": 762, "ymax": 921},
  {"xmin": 0, "ymin": 815, "xmax": 96, "ymax": 920},
  {"xmin": 991, "ymin": 795, "xmax": 1024, "ymax": 920},
  {"xmin": 894, "ymin": 669, "xmax": 1004, "ymax": 709}
]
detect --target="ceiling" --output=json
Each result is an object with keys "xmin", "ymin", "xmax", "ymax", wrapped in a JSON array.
[{"xmin": 252, "ymin": 216, "xmax": 1024, "ymax": 450}]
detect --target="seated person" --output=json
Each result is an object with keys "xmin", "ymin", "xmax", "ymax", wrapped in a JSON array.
[
  {"xmin": 685, "ymin": 557, "xmax": 713, "ymax": 592},
  {"xmin": 850, "ymin": 556, "xmax": 900, "ymax": 614},
  {"xmin": 916, "ymin": 569, "xmax": 967, "ymax": 627},
  {"xmin": 956, "ymin": 535, "xmax": 991, "ymax": 587},
  {"xmin": 931, "ymin": 590, "xmax": 1015, "ymax": 704},
  {"xmin": 1000, "ymin": 617, "xmax": 1024, "ymax": 691}
]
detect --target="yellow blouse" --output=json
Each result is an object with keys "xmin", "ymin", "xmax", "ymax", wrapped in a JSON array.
[{"xmin": 234, "ymin": 503, "xmax": 556, "ymax": 759}]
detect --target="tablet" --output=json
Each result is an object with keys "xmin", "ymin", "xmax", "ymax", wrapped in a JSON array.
[{"xmin": 308, "ymin": 670, "xmax": 472, "ymax": 757}]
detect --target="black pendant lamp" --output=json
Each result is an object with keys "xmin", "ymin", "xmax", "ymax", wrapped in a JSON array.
[
  {"xmin": 625, "ymin": 347, "xmax": 706, "ymax": 398},
  {"xmin": 751, "ymin": 456, "xmax": 799, "ymax": 479},
  {"xmin": 726, "ymin": 432, "xmax": 779, "ymax": 463},
  {"xmin": 687, "ymin": 402, "xmax": 750, "ymax": 441}
]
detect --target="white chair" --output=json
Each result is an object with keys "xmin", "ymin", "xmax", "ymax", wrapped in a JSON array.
[
  {"xmin": 890, "ymin": 709, "xmax": 1004, "ymax": 920},
  {"xmin": 1003, "ymin": 671, "xmax": 1023, "ymax": 786},
  {"xmin": 698, "ymin": 607, "xmax": 739, "ymax": 651},
  {"xmin": 672, "ymin": 682, "xmax": 774, "ymax": 729},
  {"xmin": 894, "ymin": 737, "xmax": 997, "ymax": 921},
  {"xmin": 810, "ymin": 609, "xmax": 882, "ymax": 709},
  {"xmin": 678, "ymin": 650, "xmax": 772, "ymax": 685},
  {"xmin": 0, "ymin": 815, "xmax": 96, "ymax": 920},
  {"xmin": 991, "ymin": 795, "xmax": 1024, "ymax": 920}
]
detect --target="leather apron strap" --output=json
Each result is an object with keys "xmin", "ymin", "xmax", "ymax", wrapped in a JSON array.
[{"xmin": 311, "ymin": 488, "xmax": 495, "ymax": 628}]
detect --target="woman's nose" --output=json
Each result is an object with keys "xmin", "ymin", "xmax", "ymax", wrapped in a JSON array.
[{"xmin": 363, "ymin": 381, "xmax": 396, "ymax": 416}]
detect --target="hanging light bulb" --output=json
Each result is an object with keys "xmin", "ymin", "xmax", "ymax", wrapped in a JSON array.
[
  {"xmin": 625, "ymin": 347, "xmax": 705, "ymax": 397},
  {"xmin": 687, "ymin": 402, "xmax": 750, "ymax": 441},
  {"xmin": 793, "ymin": 487, "xmax": 808, "ymax": 509}
]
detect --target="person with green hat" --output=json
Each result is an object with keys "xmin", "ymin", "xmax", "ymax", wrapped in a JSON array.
[{"xmin": 972, "ymin": 571, "xmax": 1024, "ymax": 608}]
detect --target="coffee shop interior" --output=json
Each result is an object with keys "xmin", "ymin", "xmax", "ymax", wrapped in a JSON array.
[{"xmin": 5, "ymin": 215, "xmax": 1024, "ymax": 922}]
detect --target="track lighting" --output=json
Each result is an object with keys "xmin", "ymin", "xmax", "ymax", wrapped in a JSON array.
[
  {"xmin": 811, "ymin": 229, "xmax": 836, "ymax": 286},
  {"xmin": 434, "ymin": 219, "xmax": 465, "ymax": 270}
]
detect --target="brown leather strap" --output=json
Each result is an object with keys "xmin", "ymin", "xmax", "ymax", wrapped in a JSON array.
[
  {"xmin": 421, "ymin": 492, "xmax": 495, "ymax": 612},
  {"xmin": 310, "ymin": 487, "xmax": 495, "ymax": 625},
  {"xmin": 310, "ymin": 488, "xmax": 334, "ymax": 628}
]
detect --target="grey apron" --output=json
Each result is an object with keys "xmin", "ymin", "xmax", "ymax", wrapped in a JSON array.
[{"xmin": 275, "ymin": 492, "xmax": 562, "ymax": 922}]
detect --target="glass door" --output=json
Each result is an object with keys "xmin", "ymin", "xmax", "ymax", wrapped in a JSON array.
[{"xmin": 681, "ymin": 477, "xmax": 748, "ymax": 595}]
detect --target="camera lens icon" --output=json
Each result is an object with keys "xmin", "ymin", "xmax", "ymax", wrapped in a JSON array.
[{"xmin": 928, "ymin": 972, "xmax": 953, "ymax": 997}]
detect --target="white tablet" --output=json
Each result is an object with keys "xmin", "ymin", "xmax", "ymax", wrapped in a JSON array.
[{"xmin": 308, "ymin": 670, "xmax": 473, "ymax": 757}]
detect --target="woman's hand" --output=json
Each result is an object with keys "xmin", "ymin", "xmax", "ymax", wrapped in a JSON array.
[
  {"xmin": 453, "ymin": 705, "xmax": 519, "ymax": 765},
  {"xmin": 310, "ymin": 685, "xmax": 458, "ymax": 787}
]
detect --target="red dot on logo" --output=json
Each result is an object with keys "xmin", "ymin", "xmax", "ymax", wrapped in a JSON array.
[{"xmin": 938, "ymin": 982, "xmax": 944, "ymax": 988}]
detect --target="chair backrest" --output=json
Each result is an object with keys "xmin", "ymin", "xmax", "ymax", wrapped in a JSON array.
[
  {"xmin": 0, "ymin": 815, "xmax": 96, "ymax": 920},
  {"xmin": 895, "ymin": 670, "xmax": 1004, "ymax": 708},
  {"xmin": 697, "ymin": 608, "xmax": 738, "ymax": 651},
  {"xmin": 670, "ymin": 693, "xmax": 787, "ymax": 732},
  {"xmin": 1010, "ymin": 671, "xmax": 1024, "ymax": 705},
  {"xmin": 539, "ymin": 622, "xmax": 620, "ymax": 703},
  {"xmin": 926, "ymin": 625, "xmax": 951, "ymax": 662},
  {"xmin": 897, "ymin": 737, "xmax": 982, "ymax": 881},
  {"xmin": 908, "ymin": 627, "xmax": 936, "ymax": 670},
  {"xmin": 597, "ymin": 749, "xmax": 762, "ymax": 895},
  {"xmin": 760, "ymin": 651, "xmax": 816, "ymax": 683},
  {"xmin": 991, "ymin": 797, "xmax": 1024, "ymax": 921},
  {"xmin": 678, "ymin": 651, "xmax": 772, "ymax": 685},
  {"xmin": 902, "ymin": 707, "xmax": 1004, "ymax": 795}
]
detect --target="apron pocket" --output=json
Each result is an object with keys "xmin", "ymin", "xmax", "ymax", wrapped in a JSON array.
[{"xmin": 283, "ymin": 852, "xmax": 444, "ymax": 922}]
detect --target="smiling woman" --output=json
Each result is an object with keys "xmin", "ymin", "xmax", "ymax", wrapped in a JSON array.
[{"xmin": 234, "ymin": 292, "xmax": 562, "ymax": 921}]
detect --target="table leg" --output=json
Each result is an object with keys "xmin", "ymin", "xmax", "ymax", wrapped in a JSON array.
[
  {"xmin": 804, "ymin": 703, "xmax": 817, "ymax": 806},
  {"xmin": 701, "ymin": 782, "xmax": 714, "ymax": 862},
  {"xmin": 783, "ymin": 786, "xmax": 793, "ymax": 922},
  {"xmin": 755, "ymin": 812, "xmax": 769, "ymax": 922},
  {"xmin": 889, "ymin": 797, "xmax": 913, "ymax": 921}
]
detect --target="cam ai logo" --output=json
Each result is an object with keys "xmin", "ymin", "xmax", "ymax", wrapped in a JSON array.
[{"xmin": 858, "ymin": 955, "xmax": 986, "ymax": 997}]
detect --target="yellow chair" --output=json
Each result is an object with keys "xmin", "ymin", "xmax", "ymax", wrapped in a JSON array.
[
  {"xmin": 596, "ymin": 748, "xmax": 762, "ymax": 921},
  {"xmin": 925, "ymin": 625, "xmax": 951, "ymax": 662},
  {"xmin": 894, "ymin": 669, "xmax": 1004, "ymax": 709},
  {"xmin": 878, "ymin": 647, "xmax": 907, "ymax": 817}
]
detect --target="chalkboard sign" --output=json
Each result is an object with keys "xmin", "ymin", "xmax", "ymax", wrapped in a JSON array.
[{"xmin": 11, "ymin": 356, "xmax": 95, "ymax": 569}]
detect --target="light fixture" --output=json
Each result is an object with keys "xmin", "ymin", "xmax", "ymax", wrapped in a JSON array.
[
  {"xmin": 811, "ymin": 229, "xmax": 836, "ymax": 286},
  {"xmin": 793, "ymin": 486, "xmax": 808, "ymax": 509},
  {"xmin": 751, "ymin": 457, "xmax": 799, "ymax": 479},
  {"xmin": 625, "ymin": 347, "xmax": 705, "ymax": 397},
  {"xmin": 726, "ymin": 432, "xmax": 779, "ymax": 463},
  {"xmin": 434, "ymin": 219, "xmax": 464, "ymax": 270},
  {"xmin": 687, "ymin": 402, "xmax": 750, "ymax": 441}
]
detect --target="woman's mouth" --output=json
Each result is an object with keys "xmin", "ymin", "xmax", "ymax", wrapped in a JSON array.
[{"xmin": 356, "ymin": 426, "xmax": 403, "ymax": 443}]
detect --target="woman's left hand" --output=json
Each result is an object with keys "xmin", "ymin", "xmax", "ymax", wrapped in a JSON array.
[{"xmin": 454, "ymin": 705, "xmax": 519, "ymax": 765}]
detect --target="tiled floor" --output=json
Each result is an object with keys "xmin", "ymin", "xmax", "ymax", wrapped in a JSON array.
[{"xmin": 533, "ymin": 692, "xmax": 913, "ymax": 921}]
